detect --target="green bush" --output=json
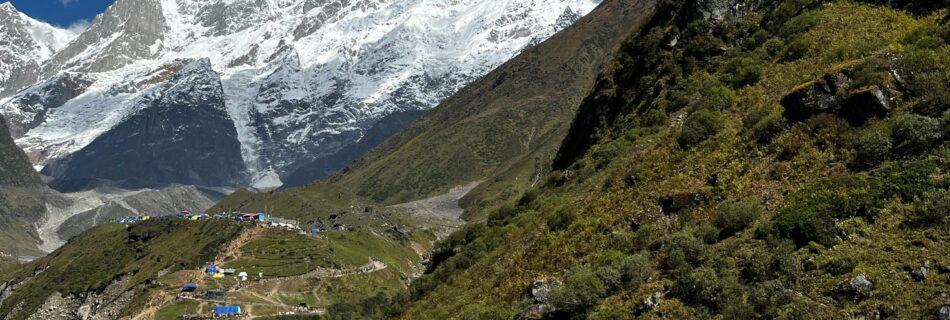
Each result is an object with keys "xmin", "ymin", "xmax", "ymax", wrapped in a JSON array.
[
  {"xmin": 641, "ymin": 108, "xmax": 669, "ymax": 127},
  {"xmin": 771, "ymin": 175, "xmax": 887, "ymax": 247},
  {"xmin": 619, "ymin": 253, "xmax": 652, "ymax": 287},
  {"xmin": 678, "ymin": 109, "xmax": 724, "ymax": 149},
  {"xmin": 782, "ymin": 37, "xmax": 812, "ymax": 61},
  {"xmin": 824, "ymin": 257, "xmax": 856, "ymax": 276},
  {"xmin": 908, "ymin": 188, "xmax": 950, "ymax": 226},
  {"xmin": 695, "ymin": 83, "xmax": 737, "ymax": 111},
  {"xmin": 714, "ymin": 200, "xmax": 763, "ymax": 239},
  {"xmin": 763, "ymin": 37, "xmax": 786, "ymax": 58},
  {"xmin": 719, "ymin": 57, "xmax": 763, "ymax": 87},
  {"xmin": 664, "ymin": 231, "xmax": 706, "ymax": 270},
  {"xmin": 670, "ymin": 267, "xmax": 741, "ymax": 311},
  {"xmin": 852, "ymin": 128, "xmax": 893, "ymax": 169},
  {"xmin": 546, "ymin": 206, "xmax": 577, "ymax": 232},
  {"xmin": 550, "ymin": 267, "xmax": 608, "ymax": 312},
  {"xmin": 694, "ymin": 223, "xmax": 721, "ymax": 244},
  {"xmin": 877, "ymin": 159, "xmax": 940, "ymax": 201},
  {"xmin": 891, "ymin": 114, "xmax": 942, "ymax": 156},
  {"xmin": 750, "ymin": 113, "xmax": 788, "ymax": 144}
]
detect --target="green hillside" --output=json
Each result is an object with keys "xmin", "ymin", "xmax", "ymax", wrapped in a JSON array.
[
  {"xmin": 214, "ymin": 0, "xmax": 663, "ymax": 220},
  {"xmin": 395, "ymin": 0, "xmax": 950, "ymax": 318},
  {"xmin": 0, "ymin": 220, "xmax": 243, "ymax": 320}
]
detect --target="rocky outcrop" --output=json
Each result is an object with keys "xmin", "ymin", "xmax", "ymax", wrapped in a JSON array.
[
  {"xmin": 42, "ymin": 59, "xmax": 248, "ymax": 188},
  {"xmin": 831, "ymin": 273, "xmax": 874, "ymax": 302},
  {"xmin": 523, "ymin": 279, "xmax": 561, "ymax": 319},
  {"xmin": 2, "ymin": 73, "xmax": 95, "ymax": 138},
  {"xmin": 0, "ymin": 115, "xmax": 42, "ymax": 188},
  {"xmin": 780, "ymin": 68, "xmax": 897, "ymax": 126}
]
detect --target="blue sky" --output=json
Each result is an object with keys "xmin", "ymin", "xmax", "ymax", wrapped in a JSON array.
[{"xmin": 3, "ymin": 0, "xmax": 114, "ymax": 30}]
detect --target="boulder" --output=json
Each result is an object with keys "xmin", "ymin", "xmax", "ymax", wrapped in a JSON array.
[
  {"xmin": 939, "ymin": 306, "xmax": 950, "ymax": 320},
  {"xmin": 781, "ymin": 68, "xmax": 896, "ymax": 126},
  {"xmin": 530, "ymin": 279, "xmax": 561, "ymax": 304},
  {"xmin": 832, "ymin": 273, "xmax": 873, "ymax": 302},
  {"xmin": 522, "ymin": 279, "xmax": 561, "ymax": 319},
  {"xmin": 910, "ymin": 266, "xmax": 928, "ymax": 282},
  {"xmin": 634, "ymin": 292, "xmax": 663, "ymax": 315}
]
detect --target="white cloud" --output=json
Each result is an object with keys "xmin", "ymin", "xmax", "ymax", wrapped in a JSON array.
[
  {"xmin": 59, "ymin": 0, "xmax": 77, "ymax": 5},
  {"xmin": 67, "ymin": 19, "xmax": 90, "ymax": 33}
]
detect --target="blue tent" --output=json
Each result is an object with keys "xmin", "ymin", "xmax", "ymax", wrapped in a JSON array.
[
  {"xmin": 213, "ymin": 305, "xmax": 241, "ymax": 315},
  {"xmin": 310, "ymin": 227, "xmax": 321, "ymax": 234},
  {"xmin": 205, "ymin": 265, "xmax": 219, "ymax": 274},
  {"xmin": 181, "ymin": 283, "xmax": 198, "ymax": 292}
]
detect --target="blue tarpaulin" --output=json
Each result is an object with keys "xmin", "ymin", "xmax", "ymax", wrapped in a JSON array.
[
  {"xmin": 205, "ymin": 265, "xmax": 219, "ymax": 274},
  {"xmin": 311, "ymin": 228, "xmax": 321, "ymax": 234},
  {"xmin": 181, "ymin": 283, "xmax": 198, "ymax": 291},
  {"xmin": 213, "ymin": 306, "xmax": 241, "ymax": 315}
]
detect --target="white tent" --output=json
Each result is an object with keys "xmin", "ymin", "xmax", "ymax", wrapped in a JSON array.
[{"xmin": 238, "ymin": 271, "xmax": 248, "ymax": 281}]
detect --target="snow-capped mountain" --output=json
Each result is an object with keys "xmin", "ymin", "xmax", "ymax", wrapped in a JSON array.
[
  {"xmin": 0, "ymin": 2, "xmax": 77, "ymax": 97},
  {"xmin": 0, "ymin": 0, "xmax": 601, "ymax": 189}
]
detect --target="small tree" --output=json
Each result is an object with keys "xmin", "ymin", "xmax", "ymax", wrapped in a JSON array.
[
  {"xmin": 908, "ymin": 188, "xmax": 950, "ymax": 226},
  {"xmin": 714, "ymin": 200, "xmax": 763, "ymax": 239},
  {"xmin": 678, "ymin": 109, "xmax": 724, "ymax": 149},
  {"xmin": 550, "ymin": 267, "xmax": 607, "ymax": 312},
  {"xmin": 891, "ymin": 114, "xmax": 941, "ymax": 156},
  {"xmin": 720, "ymin": 57, "xmax": 763, "ymax": 87},
  {"xmin": 853, "ymin": 128, "xmax": 892, "ymax": 169}
]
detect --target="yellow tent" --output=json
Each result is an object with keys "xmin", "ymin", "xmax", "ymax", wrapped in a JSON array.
[{"xmin": 212, "ymin": 273, "xmax": 224, "ymax": 278}]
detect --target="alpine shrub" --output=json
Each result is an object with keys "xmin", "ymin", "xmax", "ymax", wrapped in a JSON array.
[
  {"xmin": 678, "ymin": 109, "xmax": 724, "ymax": 149},
  {"xmin": 714, "ymin": 200, "xmax": 763, "ymax": 239}
]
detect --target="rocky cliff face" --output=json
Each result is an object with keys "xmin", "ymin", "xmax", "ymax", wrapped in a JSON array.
[
  {"xmin": 41, "ymin": 59, "xmax": 247, "ymax": 188},
  {"xmin": 0, "ymin": 115, "xmax": 41, "ymax": 189},
  {"xmin": 0, "ymin": 3, "xmax": 76, "ymax": 97},
  {"xmin": 0, "ymin": 0, "xmax": 602, "ymax": 188}
]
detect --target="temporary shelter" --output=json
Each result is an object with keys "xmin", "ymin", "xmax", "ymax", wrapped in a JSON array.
[
  {"xmin": 205, "ymin": 265, "xmax": 220, "ymax": 275},
  {"xmin": 181, "ymin": 283, "xmax": 198, "ymax": 292},
  {"xmin": 238, "ymin": 272, "xmax": 248, "ymax": 281},
  {"xmin": 213, "ymin": 305, "xmax": 241, "ymax": 316}
]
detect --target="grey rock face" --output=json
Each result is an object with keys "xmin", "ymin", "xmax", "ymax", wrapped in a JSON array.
[
  {"xmin": 910, "ymin": 266, "xmax": 928, "ymax": 281},
  {"xmin": 939, "ymin": 306, "xmax": 950, "ymax": 320},
  {"xmin": 781, "ymin": 68, "xmax": 895, "ymax": 126},
  {"xmin": 693, "ymin": 0, "xmax": 764, "ymax": 21},
  {"xmin": 43, "ymin": 59, "xmax": 248, "ymax": 188},
  {"xmin": 0, "ymin": 114, "xmax": 43, "ymax": 188},
  {"xmin": 832, "ymin": 273, "xmax": 873, "ymax": 302},
  {"xmin": 0, "ymin": 3, "xmax": 71, "ymax": 97},
  {"xmin": 531, "ymin": 279, "xmax": 561, "ymax": 304},
  {"xmin": 43, "ymin": 0, "xmax": 166, "ymax": 74},
  {"xmin": 3, "ymin": 73, "xmax": 95, "ymax": 138}
]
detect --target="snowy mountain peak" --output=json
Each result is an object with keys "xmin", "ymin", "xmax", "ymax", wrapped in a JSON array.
[
  {"xmin": 0, "ymin": 3, "xmax": 77, "ymax": 96},
  {"xmin": 2, "ymin": 0, "xmax": 603, "ymax": 189}
]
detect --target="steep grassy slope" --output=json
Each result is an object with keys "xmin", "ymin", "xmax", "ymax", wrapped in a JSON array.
[
  {"xmin": 0, "ymin": 220, "xmax": 243, "ymax": 320},
  {"xmin": 395, "ymin": 1, "xmax": 950, "ymax": 319},
  {"xmin": 215, "ymin": 0, "xmax": 665, "ymax": 220}
]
